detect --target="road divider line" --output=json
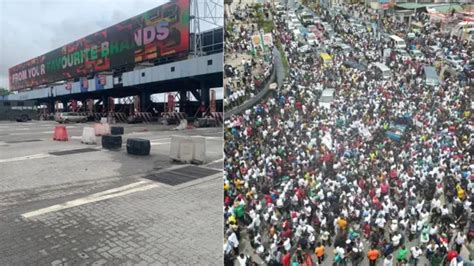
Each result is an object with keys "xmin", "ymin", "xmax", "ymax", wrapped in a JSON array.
[
  {"xmin": 205, "ymin": 158, "xmax": 224, "ymax": 166},
  {"xmin": 86, "ymin": 181, "xmax": 150, "ymax": 198},
  {"xmin": 22, "ymin": 182, "xmax": 158, "ymax": 219},
  {"xmin": 0, "ymin": 153, "xmax": 51, "ymax": 163},
  {"xmin": 205, "ymin": 136, "xmax": 223, "ymax": 140},
  {"xmin": 150, "ymin": 142, "xmax": 170, "ymax": 146}
]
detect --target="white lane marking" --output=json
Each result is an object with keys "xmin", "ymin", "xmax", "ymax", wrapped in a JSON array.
[
  {"xmin": 9, "ymin": 132, "xmax": 49, "ymax": 135},
  {"xmin": 70, "ymin": 136, "xmax": 81, "ymax": 139},
  {"xmin": 150, "ymin": 142, "xmax": 170, "ymax": 146},
  {"xmin": 205, "ymin": 136, "xmax": 223, "ymax": 140},
  {"xmin": 22, "ymin": 181, "xmax": 158, "ymax": 219},
  {"xmin": 205, "ymin": 158, "xmax": 224, "ymax": 166},
  {"xmin": 85, "ymin": 181, "xmax": 149, "ymax": 197},
  {"xmin": 0, "ymin": 153, "xmax": 51, "ymax": 163}
]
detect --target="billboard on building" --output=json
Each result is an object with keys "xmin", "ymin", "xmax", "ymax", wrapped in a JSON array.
[{"xmin": 9, "ymin": 0, "xmax": 190, "ymax": 91}]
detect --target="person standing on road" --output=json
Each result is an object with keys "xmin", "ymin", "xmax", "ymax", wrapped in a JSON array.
[
  {"xmin": 315, "ymin": 242, "xmax": 325, "ymax": 265},
  {"xmin": 237, "ymin": 253, "xmax": 249, "ymax": 266},
  {"xmin": 430, "ymin": 250, "xmax": 444, "ymax": 266},
  {"xmin": 396, "ymin": 246, "xmax": 408, "ymax": 265},
  {"xmin": 383, "ymin": 254, "xmax": 394, "ymax": 266},
  {"xmin": 282, "ymin": 250, "xmax": 291, "ymax": 266},
  {"xmin": 454, "ymin": 231, "xmax": 466, "ymax": 253},
  {"xmin": 409, "ymin": 246, "xmax": 422, "ymax": 266},
  {"xmin": 227, "ymin": 230, "xmax": 240, "ymax": 255},
  {"xmin": 368, "ymin": 247, "xmax": 380, "ymax": 266}
]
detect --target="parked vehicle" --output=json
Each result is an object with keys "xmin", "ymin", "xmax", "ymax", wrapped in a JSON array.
[
  {"xmin": 319, "ymin": 88, "xmax": 335, "ymax": 110},
  {"xmin": 388, "ymin": 35, "xmax": 407, "ymax": 49},
  {"xmin": 445, "ymin": 54, "xmax": 464, "ymax": 71},
  {"xmin": 371, "ymin": 63, "xmax": 391, "ymax": 79},
  {"xmin": 55, "ymin": 112, "xmax": 87, "ymax": 123},
  {"xmin": 343, "ymin": 61, "xmax": 368, "ymax": 71},
  {"xmin": 395, "ymin": 49, "xmax": 411, "ymax": 61},
  {"xmin": 0, "ymin": 100, "xmax": 39, "ymax": 122},
  {"xmin": 307, "ymin": 32, "xmax": 317, "ymax": 46},
  {"xmin": 409, "ymin": 49, "xmax": 426, "ymax": 61}
]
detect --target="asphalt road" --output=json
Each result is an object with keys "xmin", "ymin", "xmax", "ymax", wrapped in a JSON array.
[{"xmin": 0, "ymin": 120, "xmax": 223, "ymax": 265}]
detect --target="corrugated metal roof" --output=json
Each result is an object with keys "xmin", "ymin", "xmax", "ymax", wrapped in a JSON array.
[
  {"xmin": 428, "ymin": 4, "xmax": 463, "ymax": 14},
  {"xmin": 396, "ymin": 3, "xmax": 428, "ymax": 9}
]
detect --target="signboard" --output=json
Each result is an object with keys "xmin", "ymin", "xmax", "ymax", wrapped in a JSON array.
[
  {"xmin": 65, "ymin": 81, "xmax": 72, "ymax": 91},
  {"xmin": 9, "ymin": 0, "xmax": 190, "ymax": 91},
  {"xmin": 80, "ymin": 77, "xmax": 89, "ymax": 92},
  {"xmin": 251, "ymin": 35, "xmax": 263, "ymax": 49},
  {"xmin": 263, "ymin": 34, "xmax": 273, "ymax": 46},
  {"xmin": 95, "ymin": 75, "xmax": 106, "ymax": 90},
  {"xmin": 379, "ymin": 0, "xmax": 394, "ymax": 10}
]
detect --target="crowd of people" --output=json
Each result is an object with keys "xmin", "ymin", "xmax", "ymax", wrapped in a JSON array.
[
  {"xmin": 224, "ymin": 3, "xmax": 275, "ymax": 111},
  {"xmin": 224, "ymin": 3, "xmax": 472, "ymax": 266}
]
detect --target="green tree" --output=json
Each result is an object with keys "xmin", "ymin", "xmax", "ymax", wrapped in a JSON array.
[{"xmin": 0, "ymin": 88, "xmax": 10, "ymax": 96}]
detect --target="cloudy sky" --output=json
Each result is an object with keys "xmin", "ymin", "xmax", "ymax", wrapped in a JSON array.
[{"xmin": 0, "ymin": 0, "xmax": 222, "ymax": 90}]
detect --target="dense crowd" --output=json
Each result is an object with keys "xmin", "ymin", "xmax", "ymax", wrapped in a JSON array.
[
  {"xmin": 224, "ymin": 4, "xmax": 275, "ymax": 111},
  {"xmin": 224, "ymin": 3, "xmax": 472, "ymax": 266}
]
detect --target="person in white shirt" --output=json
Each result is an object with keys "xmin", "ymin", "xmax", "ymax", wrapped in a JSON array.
[
  {"xmin": 392, "ymin": 232, "xmax": 402, "ymax": 248},
  {"xmin": 237, "ymin": 253, "xmax": 249, "ymax": 266},
  {"xmin": 454, "ymin": 231, "xmax": 466, "ymax": 253},
  {"xmin": 227, "ymin": 231, "xmax": 239, "ymax": 254},
  {"xmin": 383, "ymin": 254, "xmax": 393, "ymax": 266},
  {"xmin": 410, "ymin": 246, "xmax": 422, "ymax": 266},
  {"xmin": 283, "ymin": 238, "xmax": 291, "ymax": 251}
]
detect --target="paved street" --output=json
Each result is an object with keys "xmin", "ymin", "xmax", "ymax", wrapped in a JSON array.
[{"xmin": 0, "ymin": 120, "xmax": 223, "ymax": 265}]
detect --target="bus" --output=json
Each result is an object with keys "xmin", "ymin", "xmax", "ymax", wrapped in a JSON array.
[
  {"xmin": 0, "ymin": 100, "xmax": 39, "ymax": 122},
  {"xmin": 388, "ymin": 35, "xmax": 407, "ymax": 49}
]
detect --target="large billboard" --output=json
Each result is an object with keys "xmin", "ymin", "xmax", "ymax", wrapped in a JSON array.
[{"xmin": 9, "ymin": 0, "xmax": 190, "ymax": 91}]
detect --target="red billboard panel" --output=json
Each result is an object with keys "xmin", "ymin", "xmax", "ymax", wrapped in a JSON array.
[{"xmin": 9, "ymin": 0, "xmax": 190, "ymax": 91}]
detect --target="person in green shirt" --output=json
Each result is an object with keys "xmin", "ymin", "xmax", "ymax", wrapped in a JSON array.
[
  {"xmin": 430, "ymin": 251, "xmax": 444, "ymax": 266},
  {"xmin": 234, "ymin": 203, "xmax": 245, "ymax": 221},
  {"xmin": 397, "ymin": 246, "xmax": 408, "ymax": 264}
]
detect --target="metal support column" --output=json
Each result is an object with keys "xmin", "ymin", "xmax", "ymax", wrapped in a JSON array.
[
  {"xmin": 179, "ymin": 90, "xmax": 187, "ymax": 113},
  {"xmin": 62, "ymin": 100, "xmax": 68, "ymax": 112},
  {"xmin": 200, "ymin": 81, "xmax": 210, "ymax": 108},
  {"xmin": 140, "ymin": 91, "xmax": 150, "ymax": 112},
  {"xmin": 102, "ymin": 95, "xmax": 108, "ymax": 114}
]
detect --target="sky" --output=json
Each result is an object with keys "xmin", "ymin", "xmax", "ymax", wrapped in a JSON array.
[{"xmin": 0, "ymin": 0, "xmax": 223, "ymax": 90}]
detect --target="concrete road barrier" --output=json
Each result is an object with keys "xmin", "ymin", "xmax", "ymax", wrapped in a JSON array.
[
  {"xmin": 170, "ymin": 135, "xmax": 207, "ymax": 164},
  {"xmin": 170, "ymin": 135, "xmax": 185, "ymax": 160},
  {"xmin": 179, "ymin": 138, "xmax": 194, "ymax": 162},
  {"xmin": 94, "ymin": 123, "xmax": 111, "ymax": 136},
  {"xmin": 81, "ymin": 127, "xmax": 97, "ymax": 144},
  {"xmin": 191, "ymin": 136, "xmax": 206, "ymax": 164},
  {"xmin": 174, "ymin": 119, "xmax": 188, "ymax": 130}
]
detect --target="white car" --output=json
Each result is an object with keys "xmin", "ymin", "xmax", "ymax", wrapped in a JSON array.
[
  {"xmin": 445, "ymin": 54, "xmax": 464, "ymax": 71},
  {"xmin": 409, "ymin": 49, "xmax": 425, "ymax": 61},
  {"xmin": 319, "ymin": 88, "xmax": 335, "ymax": 110},
  {"xmin": 307, "ymin": 33, "xmax": 317, "ymax": 46},
  {"xmin": 307, "ymin": 24, "xmax": 317, "ymax": 33},
  {"xmin": 55, "ymin": 112, "xmax": 88, "ymax": 123},
  {"xmin": 395, "ymin": 49, "xmax": 411, "ymax": 61},
  {"xmin": 297, "ymin": 44, "xmax": 311, "ymax": 53}
]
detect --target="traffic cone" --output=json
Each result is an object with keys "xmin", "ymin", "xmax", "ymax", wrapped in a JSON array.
[{"xmin": 53, "ymin": 125, "xmax": 68, "ymax": 141}]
